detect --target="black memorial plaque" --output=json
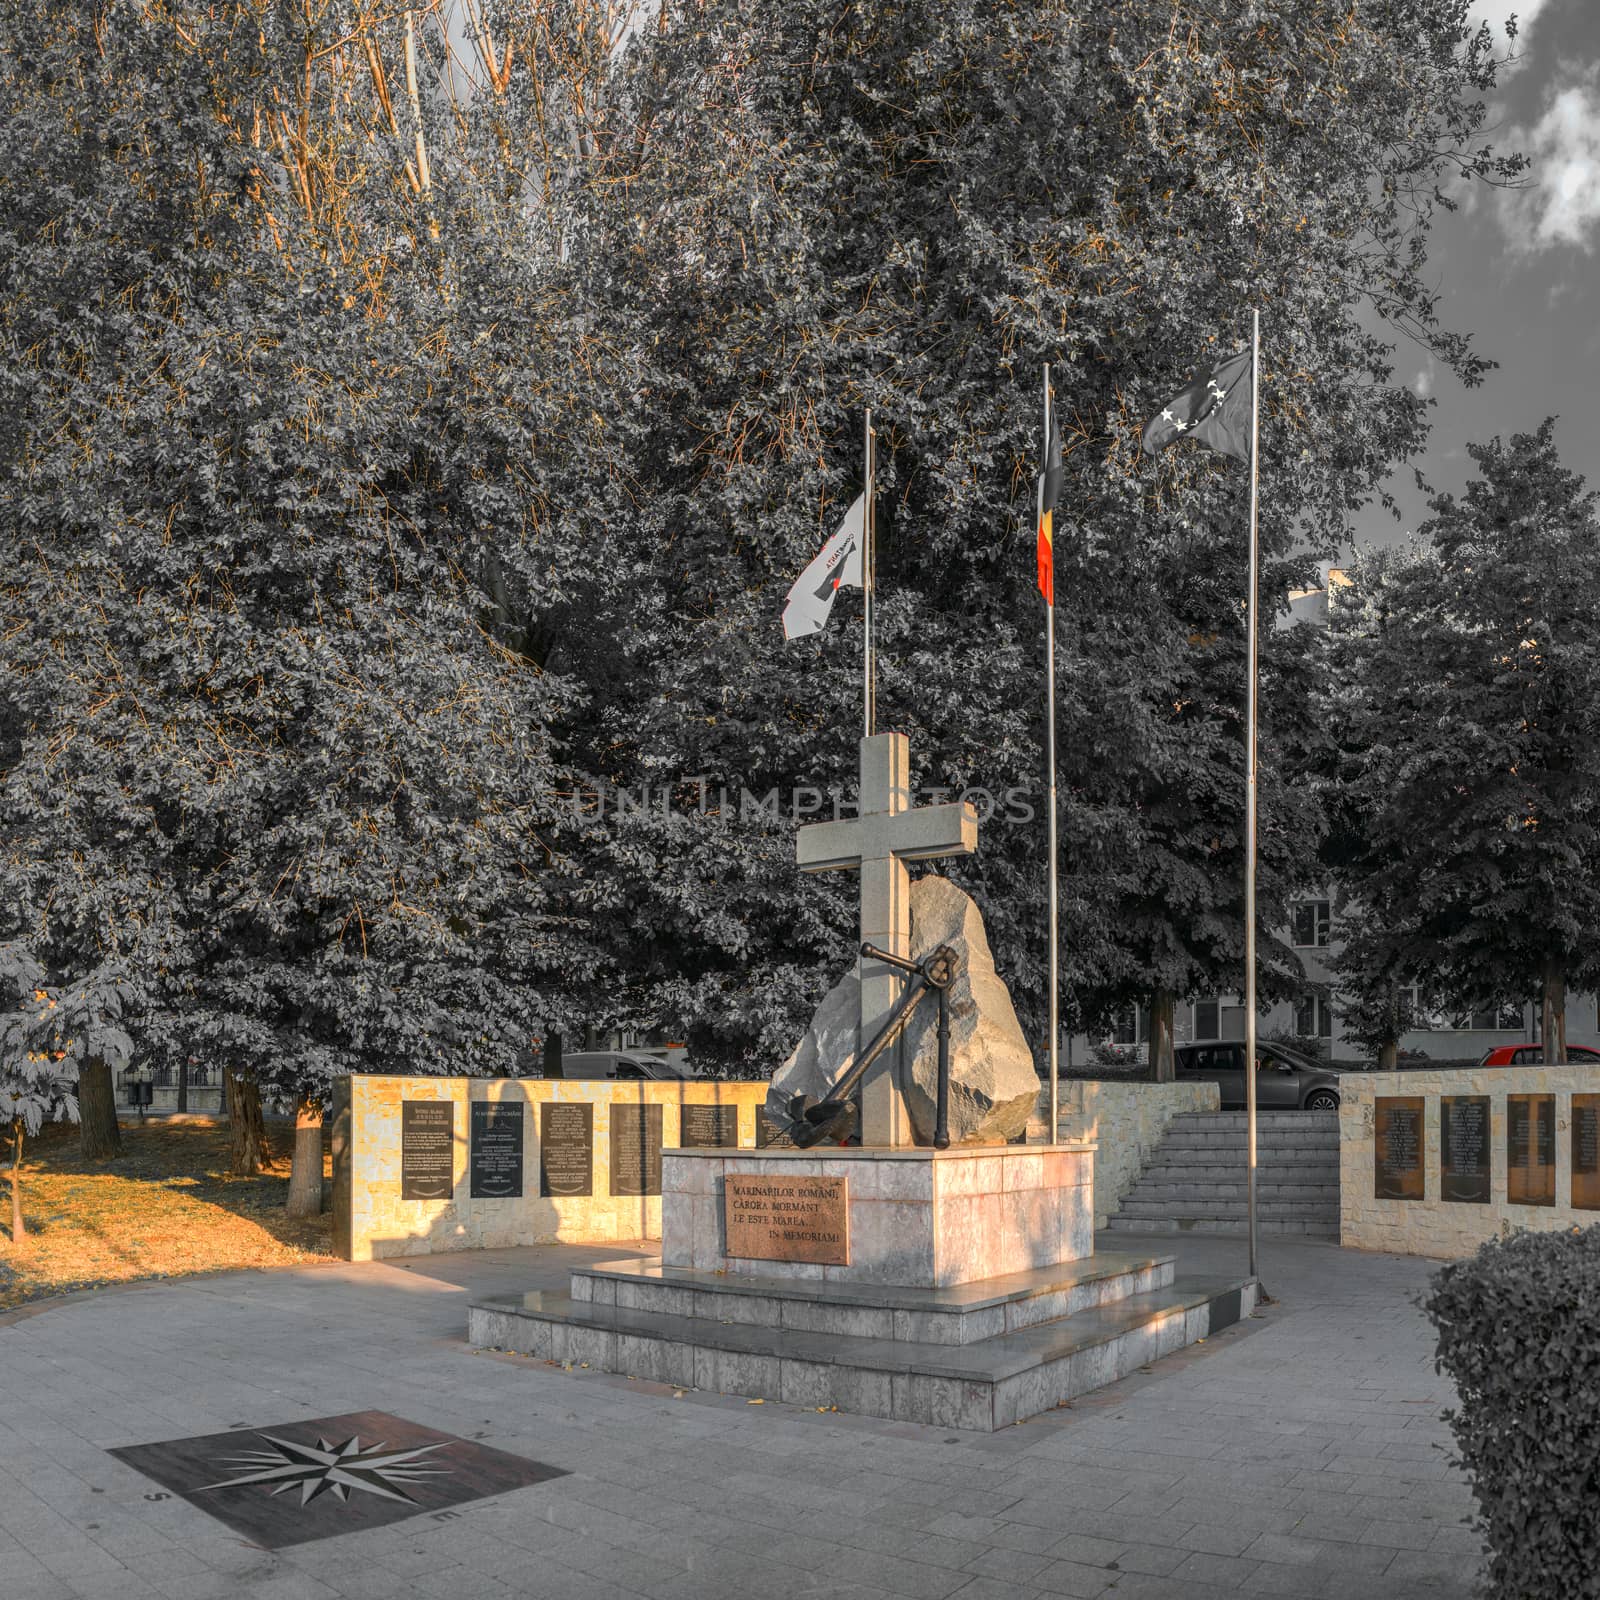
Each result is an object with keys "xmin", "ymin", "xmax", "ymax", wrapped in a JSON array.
[
  {"xmin": 400, "ymin": 1100, "xmax": 455, "ymax": 1201},
  {"xmin": 679, "ymin": 1104, "xmax": 739, "ymax": 1149},
  {"xmin": 1440, "ymin": 1096, "xmax": 1491, "ymax": 1204},
  {"xmin": 469, "ymin": 1101, "xmax": 524, "ymax": 1199},
  {"xmin": 1574, "ymin": 1094, "xmax": 1600, "ymax": 1211},
  {"xmin": 610, "ymin": 1104, "xmax": 664, "ymax": 1197},
  {"xmin": 110, "ymin": 1410, "xmax": 564, "ymax": 1549},
  {"xmin": 755, "ymin": 1108, "xmax": 795, "ymax": 1149},
  {"xmin": 539, "ymin": 1102, "xmax": 593, "ymax": 1198},
  {"xmin": 1507, "ymin": 1093, "xmax": 1556, "ymax": 1207},
  {"xmin": 1374, "ymin": 1096, "xmax": 1425, "ymax": 1201}
]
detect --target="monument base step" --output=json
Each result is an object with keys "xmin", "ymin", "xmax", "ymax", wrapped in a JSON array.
[
  {"xmin": 467, "ymin": 1263, "xmax": 1254, "ymax": 1432},
  {"xmin": 568, "ymin": 1249, "xmax": 1176, "ymax": 1346}
]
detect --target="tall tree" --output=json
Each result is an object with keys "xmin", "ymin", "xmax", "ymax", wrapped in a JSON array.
[
  {"xmin": 0, "ymin": 0, "xmax": 633, "ymax": 1195},
  {"xmin": 572, "ymin": 0, "xmax": 1517, "ymax": 1068},
  {"xmin": 1327, "ymin": 423, "xmax": 1600, "ymax": 1062}
]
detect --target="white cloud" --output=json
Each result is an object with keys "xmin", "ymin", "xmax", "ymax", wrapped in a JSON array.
[
  {"xmin": 1414, "ymin": 364, "xmax": 1436, "ymax": 398},
  {"xmin": 1500, "ymin": 68, "xmax": 1600, "ymax": 250}
]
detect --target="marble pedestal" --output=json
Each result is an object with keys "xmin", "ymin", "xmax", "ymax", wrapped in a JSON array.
[
  {"xmin": 468, "ymin": 1138, "xmax": 1256, "ymax": 1430},
  {"xmin": 662, "ymin": 1144, "xmax": 1093, "ymax": 1287}
]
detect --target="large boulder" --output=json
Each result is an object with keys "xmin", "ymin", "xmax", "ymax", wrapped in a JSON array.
[{"xmin": 766, "ymin": 875, "xmax": 1039, "ymax": 1146}]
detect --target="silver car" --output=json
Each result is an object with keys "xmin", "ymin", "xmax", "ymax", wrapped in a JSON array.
[
  {"xmin": 546, "ymin": 1051, "xmax": 687, "ymax": 1082},
  {"xmin": 1174, "ymin": 1041, "xmax": 1341, "ymax": 1110}
]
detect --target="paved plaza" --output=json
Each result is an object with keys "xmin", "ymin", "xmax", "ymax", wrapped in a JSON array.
[{"xmin": 0, "ymin": 1234, "xmax": 1484, "ymax": 1600}]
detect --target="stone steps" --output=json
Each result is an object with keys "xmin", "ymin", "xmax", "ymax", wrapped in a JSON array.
[
  {"xmin": 1117, "ymin": 1196, "xmax": 1337, "ymax": 1219},
  {"xmin": 1124, "ymin": 1183, "xmax": 1340, "ymax": 1205},
  {"xmin": 1104, "ymin": 1215, "xmax": 1334, "ymax": 1238},
  {"xmin": 1145, "ymin": 1152, "xmax": 1344, "ymax": 1177},
  {"xmin": 468, "ymin": 1271, "xmax": 1255, "ymax": 1432},
  {"xmin": 1106, "ymin": 1111, "xmax": 1341, "ymax": 1238},
  {"xmin": 1141, "ymin": 1166, "xmax": 1339, "ymax": 1188},
  {"xmin": 572, "ymin": 1251, "xmax": 1177, "ymax": 1347}
]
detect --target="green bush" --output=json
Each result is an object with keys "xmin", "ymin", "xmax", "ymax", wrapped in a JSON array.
[{"xmin": 1424, "ymin": 1226, "xmax": 1600, "ymax": 1600}]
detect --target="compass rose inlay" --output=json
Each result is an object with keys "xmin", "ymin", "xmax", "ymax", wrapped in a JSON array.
[
  {"xmin": 110, "ymin": 1410, "xmax": 567, "ymax": 1549},
  {"xmin": 199, "ymin": 1431, "xmax": 454, "ymax": 1507}
]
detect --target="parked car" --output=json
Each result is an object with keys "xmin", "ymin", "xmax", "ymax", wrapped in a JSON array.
[
  {"xmin": 1173, "ymin": 1040, "xmax": 1341, "ymax": 1110},
  {"xmin": 1477, "ymin": 1044, "xmax": 1600, "ymax": 1067},
  {"xmin": 544, "ymin": 1050, "xmax": 688, "ymax": 1082}
]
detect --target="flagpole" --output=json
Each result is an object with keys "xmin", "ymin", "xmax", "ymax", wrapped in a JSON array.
[
  {"xmin": 1244, "ymin": 309, "xmax": 1261, "ymax": 1285},
  {"xmin": 1044, "ymin": 365, "xmax": 1060, "ymax": 1143},
  {"xmin": 864, "ymin": 409, "xmax": 875, "ymax": 739}
]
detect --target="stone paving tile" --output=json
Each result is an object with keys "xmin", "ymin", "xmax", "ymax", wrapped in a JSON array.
[
  {"xmin": 0, "ymin": 1234, "xmax": 1485, "ymax": 1600},
  {"xmin": 1030, "ymin": 1558, "xmax": 1118, "ymax": 1598},
  {"xmin": 1043, "ymin": 1532, "xmax": 1125, "ymax": 1568},
  {"xmin": 1109, "ymin": 1544, "xmax": 1189, "ymax": 1577},
  {"xmin": 961, "ymin": 1544, "xmax": 1052, "ymax": 1582}
]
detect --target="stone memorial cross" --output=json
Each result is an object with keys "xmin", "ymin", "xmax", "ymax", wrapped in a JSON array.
[{"xmin": 796, "ymin": 732, "xmax": 978, "ymax": 1145}]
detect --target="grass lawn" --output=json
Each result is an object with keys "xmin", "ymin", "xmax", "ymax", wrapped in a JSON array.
[{"xmin": 0, "ymin": 1117, "xmax": 335, "ymax": 1312}]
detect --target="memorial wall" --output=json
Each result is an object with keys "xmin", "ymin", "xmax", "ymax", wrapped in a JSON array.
[
  {"xmin": 331, "ymin": 1076, "xmax": 776, "ymax": 1261},
  {"xmin": 1339, "ymin": 1065, "xmax": 1600, "ymax": 1257}
]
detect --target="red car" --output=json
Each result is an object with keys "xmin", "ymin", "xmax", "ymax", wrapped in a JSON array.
[{"xmin": 1477, "ymin": 1044, "xmax": 1600, "ymax": 1067}]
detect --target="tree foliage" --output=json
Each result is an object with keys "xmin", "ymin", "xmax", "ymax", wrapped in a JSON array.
[
  {"xmin": 0, "ymin": 0, "xmax": 1522, "ymax": 1113},
  {"xmin": 1325, "ymin": 422, "xmax": 1600, "ymax": 1061}
]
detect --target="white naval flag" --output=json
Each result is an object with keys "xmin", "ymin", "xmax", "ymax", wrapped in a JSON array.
[{"xmin": 781, "ymin": 495, "xmax": 865, "ymax": 641}]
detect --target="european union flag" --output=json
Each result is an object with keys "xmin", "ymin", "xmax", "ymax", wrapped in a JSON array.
[{"xmin": 1141, "ymin": 348, "xmax": 1253, "ymax": 464}]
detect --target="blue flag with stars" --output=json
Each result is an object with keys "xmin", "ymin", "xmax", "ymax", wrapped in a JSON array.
[{"xmin": 1141, "ymin": 348, "xmax": 1253, "ymax": 464}]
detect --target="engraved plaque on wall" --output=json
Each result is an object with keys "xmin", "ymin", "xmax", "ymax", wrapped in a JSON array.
[
  {"xmin": 401, "ymin": 1100, "xmax": 456, "ymax": 1201},
  {"xmin": 539, "ymin": 1102, "xmax": 593, "ymax": 1198},
  {"xmin": 610, "ymin": 1104, "xmax": 663, "ymax": 1197},
  {"xmin": 1374, "ymin": 1096, "xmax": 1425, "ymax": 1201},
  {"xmin": 469, "ymin": 1101, "xmax": 524, "ymax": 1199},
  {"xmin": 1440, "ymin": 1096, "xmax": 1491, "ymax": 1204},
  {"xmin": 1507, "ymin": 1093, "xmax": 1556, "ymax": 1207},
  {"xmin": 755, "ymin": 1109, "xmax": 795, "ymax": 1149},
  {"xmin": 679, "ymin": 1104, "xmax": 739, "ymax": 1149},
  {"xmin": 724, "ymin": 1174, "xmax": 849, "ymax": 1265},
  {"xmin": 1573, "ymin": 1095, "xmax": 1600, "ymax": 1211}
]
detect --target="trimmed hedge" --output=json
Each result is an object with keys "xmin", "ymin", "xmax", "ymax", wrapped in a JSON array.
[{"xmin": 1425, "ymin": 1226, "xmax": 1600, "ymax": 1599}]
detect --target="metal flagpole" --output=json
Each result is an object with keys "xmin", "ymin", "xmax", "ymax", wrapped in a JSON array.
[
  {"xmin": 864, "ymin": 409, "xmax": 876, "ymax": 738},
  {"xmin": 1045, "ymin": 366, "xmax": 1060, "ymax": 1142},
  {"xmin": 1244, "ymin": 309, "xmax": 1262, "ymax": 1284}
]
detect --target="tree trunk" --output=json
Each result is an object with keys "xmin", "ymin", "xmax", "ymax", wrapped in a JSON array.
[
  {"xmin": 78, "ymin": 1056, "xmax": 123, "ymax": 1160},
  {"xmin": 1378, "ymin": 1041, "xmax": 1399, "ymax": 1071},
  {"xmin": 1149, "ymin": 990, "xmax": 1176, "ymax": 1082},
  {"xmin": 9, "ymin": 1121, "xmax": 24, "ymax": 1245},
  {"xmin": 285, "ymin": 1098, "xmax": 324, "ymax": 1218},
  {"xmin": 227, "ymin": 1072, "xmax": 267, "ymax": 1176},
  {"xmin": 1542, "ymin": 960, "xmax": 1568, "ymax": 1064},
  {"xmin": 177, "ymin": 1059, "xmax": 189, "ymax": 1114},
  {"xmin": 543, "ymin": 1030, "xmax": 564, "ymax": 1079}
]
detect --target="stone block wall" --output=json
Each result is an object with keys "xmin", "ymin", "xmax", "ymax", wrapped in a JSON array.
[
  {"xmin": 1055, "ymin": 1079, "xmax": 1220, "ymax": 1228},
  {"xmin": 1339, "ymin": 1065, "xmax": 1599, "ymax": 1258},
  {"xmin": 661, "ymin": 1144, "xmax": 1096, "ymax": 1287},
  {"xmin": 331, "ymin": 1075, "xmax": 772, "ymax": 1261}
]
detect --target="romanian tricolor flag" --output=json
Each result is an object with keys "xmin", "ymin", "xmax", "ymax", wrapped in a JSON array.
[{"xmin": 1036, "ymin": 421, "xmax": 1062, "ymax": 605}]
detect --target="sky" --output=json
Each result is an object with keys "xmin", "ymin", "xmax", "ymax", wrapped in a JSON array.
[{"xmin": 1345, "ymin": 0, "xmax": 1600, "ymax": 558}]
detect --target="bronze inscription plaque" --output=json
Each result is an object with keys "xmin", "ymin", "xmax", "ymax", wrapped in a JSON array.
[
  {"xmin": 1374, "ymin": 1096, "xmax": 1425, "ymax": 1201},
  {"xmin": 1573, "ymin": 1094, "xmax": 1600, "ymax": 1211},
  {"xmin": 1507, "ymin": 1093, "xmax": 1556, "ymax": 1207},
  {"xmin": 724, "ymin": 1175, "xmax": 849, "ymax": 1266},
  {"xmin": 1440, "ymin": 1096, "xmax": 1491, "ymax": 1204}
]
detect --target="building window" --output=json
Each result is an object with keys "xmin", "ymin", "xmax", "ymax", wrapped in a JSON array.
[
  {"xmin": 1291, "ymin": 901, "xmax": 1331, "ymax": 949},
  {"xmin": 1464, "ymin": 1001, "xmax": 1526, "ymax": 1032},
  {"xmin": 1294, "ymin": 996, "xmax": 1334, "ymax": 1039},
  {"xmin": 1193, "ymin": 999, "xmax": 1220, "ymax": 1040},
  {"xmin": 1111, "ymin": 1007, "xmax": 1143, "ymax": 1045}
]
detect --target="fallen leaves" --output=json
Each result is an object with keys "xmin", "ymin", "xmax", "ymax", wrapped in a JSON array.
[{"xmin": 0, "ymin": 1119, "xmax": 334, "ymax": 1311}]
